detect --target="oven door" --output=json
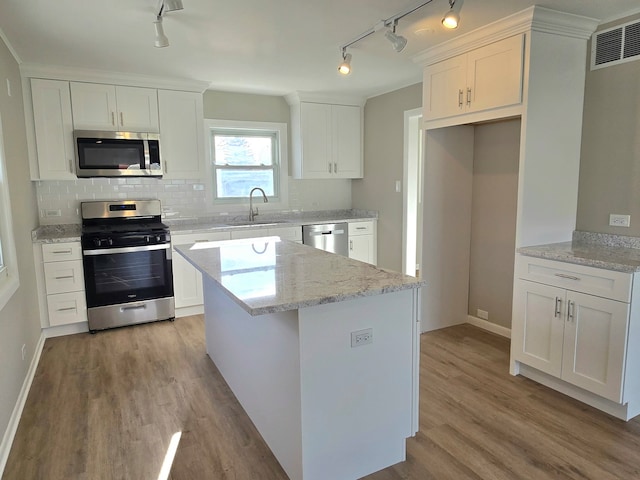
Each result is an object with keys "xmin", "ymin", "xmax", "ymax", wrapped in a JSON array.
[{"xmin": 82, "ymin": 244, "xmax": 173, "ymax": 308}]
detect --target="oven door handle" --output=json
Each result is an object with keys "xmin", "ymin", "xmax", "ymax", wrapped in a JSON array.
[{"xmin": 83, "ymin": 244, "xmax": 170, "ymax": 256}]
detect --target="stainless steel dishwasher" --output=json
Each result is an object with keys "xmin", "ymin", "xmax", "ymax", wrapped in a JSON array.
[{"xmin": 302, "ymin": 223, "xmax": 349, "ymax": 257}]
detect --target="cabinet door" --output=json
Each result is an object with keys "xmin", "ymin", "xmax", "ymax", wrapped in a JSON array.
[
  {"xmin": 30, "ymin": 79, "xmax": 76, "ymax": 180},
  {"xmin": 562, "ymin": 291, "xmax": 629, "ymax": 403},
  {"xmin": 116, "ymin": 86, "xmax": 159, "ymax": 132},
  {"xmin": 332, "ymin": 105, "xmax": 362, "ymax": 179},
  {"xmin": 172, "ymin": 232, "xmax": 230, "ymax": 308},
  {"xmin": 47, "ymin": 291, "xmax": 87, "ymax": 326},
  {"xmin": 467, "ymin": 35, "xmax": 524, "ymax": 113},
  {"xmin": 422, "ymin": 55, "xmax": 467, "ymax": 121},
  {"xmin": 158, "ymin": 90, "xmax": 204, "ymax": 179},
  {"xmin": 512, "ymin": 279, "xmax": 565, "ymax": 377},
  {"xmin": 349, "ymin": 235, "xmax": 374, "ymax": 265},
  {"xmin": 300, "ymin": 102, "xmax": 332, "ymax": 178},
  {"xmin": 70, "ymin": 82, "xmax": 118, "ymax": 130}
]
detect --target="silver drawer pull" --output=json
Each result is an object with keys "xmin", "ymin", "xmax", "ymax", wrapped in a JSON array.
[
  {"xmin": 57, "ymin": 307, "xmax": 77, "ymax": 312},
  {"xmin": 356, "ymin": 227, "xmax": 367, "ymax": 230},
  {"xmin": 54, "ymin": 275, "xmax": 74, "ymax": 280},
  {"xmin": 52, "ymin": 250, "xmax": 72, "ymax": 255},
  {"xmin": 554, "ymin": 273, "xmax": 580, "ymax": 281},
  {"xmin": 121, "ymin": 304, "xmax": 147, "ymax": 312},
  {"xmin": 194, "ymin": 240, "xmax": 210, "ymax": 243},
  {"xmin": 554, "ymin": 297, "xmax": 561, "ymax": 318}
]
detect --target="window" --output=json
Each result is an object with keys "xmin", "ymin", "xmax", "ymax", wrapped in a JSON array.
[
  {"xmin": 206, "ymin": 120, "xmax": 288, "ymax": 208},
  {"xmin": 0, "ymin": 114, "xmax": 19, "ymax": 310}
]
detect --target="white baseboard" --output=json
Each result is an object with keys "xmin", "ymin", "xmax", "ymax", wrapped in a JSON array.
[
  {"xmin": 175, "ymin": 304, "xmax": 204, "ymax": 318},
  {"xmin": 0, "ymin": 332, "xmax": 45, "ymax": 475},
  {"xmin": 466, "ymin": 315, "xmax": 511, "ymax": 338}
]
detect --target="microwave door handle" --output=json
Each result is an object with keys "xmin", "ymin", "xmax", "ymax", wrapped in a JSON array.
[{"xmin": 143, "ymin": 139, "xmax": 151, "ymax": 170}]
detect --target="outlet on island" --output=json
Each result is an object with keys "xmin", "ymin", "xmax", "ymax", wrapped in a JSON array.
[{"xmin": 351, "ymin": 328, "xmax": 373, "ymax": 347}]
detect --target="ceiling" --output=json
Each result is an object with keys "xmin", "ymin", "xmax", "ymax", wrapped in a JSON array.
[{"xmin": 0, "ymin": 0, "xmax": 639, "ymax": 98}]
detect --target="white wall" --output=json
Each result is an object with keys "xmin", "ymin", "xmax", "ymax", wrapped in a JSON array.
[{"xmin": 0, "ymin": 34, "xmax": 42, "ymax": 464}]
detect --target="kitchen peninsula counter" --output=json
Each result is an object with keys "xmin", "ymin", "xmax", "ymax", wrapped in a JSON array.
[{"xmin": 175, "ymin": 238, "xmax": 423, "ymax": 480}]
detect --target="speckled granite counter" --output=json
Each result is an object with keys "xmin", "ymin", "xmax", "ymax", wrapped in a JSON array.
[
  {"xmin": 31, "ymin": 209, "xmax": 377, "ymax": 243},
  {"xmin": 518, "ymin": 231, "xmax": 640, "ymax": 273},
  {"xmin": 176, "ymin": 238, "xmax": 423, "ymax": 316}
]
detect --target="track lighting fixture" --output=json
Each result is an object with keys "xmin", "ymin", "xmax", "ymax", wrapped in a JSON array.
[
  {"xmin": 442, "ymin": 0, "xmax": 460, "ymax": 29},
  {"xmin": 338, "ymin": 49, "xmax": 352, "ymax": 75},
  {"xmin": 385, "ymin": 21, "xmax": 408, "ymax": 52},
  {"xmin": 153, "ymin": 0, "xmax": 184, "ymax": 48},
  {"xmin": 337, "ymin": 0, "xmax": 462, "ymax": 75}
]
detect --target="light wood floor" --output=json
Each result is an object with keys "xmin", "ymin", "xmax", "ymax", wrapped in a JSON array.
[{"xmin": 4, "ymin": 317, "xmax": 640, "ymax": 479}]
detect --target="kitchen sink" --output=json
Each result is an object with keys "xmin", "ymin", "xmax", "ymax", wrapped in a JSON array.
[{"xmin": 224, "ymin": 220, "xmax": 290, "ymax": 227}]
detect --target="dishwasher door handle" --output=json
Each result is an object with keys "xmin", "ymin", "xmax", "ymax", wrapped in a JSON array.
[{"xmin": 309, "ymin": 230, "xmax": 345, "ymax": 236}]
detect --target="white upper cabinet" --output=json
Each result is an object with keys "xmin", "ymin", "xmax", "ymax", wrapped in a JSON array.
[
  {"xmin": 289, "ymin": 99, "xmax": 363, "ymax": 179},
  {"xmin": 30, "ymin": 78, "xmax": 76, "ymax": 180},
  {"xmin": 423, "ymin": 34, "xmax": 524, "ymax": 121},
  {"xmin": 158, "ymin": 90, "xmax": 205, "ymax": 179},
  {"xmin": 70, "ymin": 82, "xmax": 159, "ymax": 132}
]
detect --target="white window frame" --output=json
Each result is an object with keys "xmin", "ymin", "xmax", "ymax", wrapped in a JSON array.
[
  {"xmin": 205, "ymin": 119, "xmax": 289, "ymax": 212},
  {"xmin": 0, "ymin": 114, "xmax": 20, "ymax": 310}
]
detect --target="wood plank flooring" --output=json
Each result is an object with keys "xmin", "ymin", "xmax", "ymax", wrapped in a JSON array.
[{"xmin": 4, "ymin": 317, "xmax": 640, "ymax": 479}]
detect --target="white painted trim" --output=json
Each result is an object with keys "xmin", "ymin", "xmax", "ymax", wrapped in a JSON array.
[
  {"xmin": 43, "ymin": 321, "xmax": 89, "ymax": 338},
  {"xmin": 19, "ymin": 63, "xmax": 209, "ymax": 93},
  {"xmin": 0, "ymin": 26, "xmax": 21, "ymax": 64},
  {"xmin": 402, "ymin": 108, "xmax": 423, "ymax": 277},
  {"xmin": 0, "ymin": 333, "xmax": 45, "ymax": 476},
  {"xmin": 413, "ymin": 6, "xmax": 599, "ymax": 66},
  {"xmin": 466, "ymin": 315, "xmax": 511, "ymax": 339},
  {"xmin": 175, "ymin": 304, "xmax": 204, "ymax": 318}
]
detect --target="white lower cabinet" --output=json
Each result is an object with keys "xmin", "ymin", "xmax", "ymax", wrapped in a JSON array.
[
  {"xmin": 348, "ymin": 221, "xmax": 377, "ymax": 265},
  {"xmin": 36, "ymin": 242, "xmax": 87, "ymax": 328},
  {"xmin": 230, "ymin": 225, "xmax": 302, "ymax": 243},
  {"xmin": 172, "ymin": 232, "xmax": 231, "ymax": 311},
  {"xmin": 511, "ymin": 255, "xmax": 640, "ymax": 418}
]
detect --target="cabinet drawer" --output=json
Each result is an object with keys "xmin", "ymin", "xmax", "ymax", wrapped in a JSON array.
[
  {"xmin": 172, "ymin": 231, "xmax": 231, "ymax": 247},
  {"xmin": 516, "ymin": 255, "xmax": 632, "ymax": 303},
  {"xmin": 269, "ymin": 226, "xmax": 302, "ymax": 241},
  {"xmin": 47, "ymin": 291, "xmax": 87, "ymax": 326},
  {"xmin": 42, "ymin": 242, "xmax": 82, "ymax": 262},
  {"xmin": 349, "ymin": 221, "xmax": 374, "ymax": 236},
  {"xmin": 43, "ymin": 260, "xmax": 85, "ymax": 294}
]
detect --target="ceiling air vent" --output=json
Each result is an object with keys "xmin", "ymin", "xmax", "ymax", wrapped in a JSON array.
[{"xmin": 591, "ymin": 19, "xmax": 640, "ymax": 70}]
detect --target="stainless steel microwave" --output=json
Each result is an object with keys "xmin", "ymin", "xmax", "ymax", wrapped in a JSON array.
[{"xmin": 74, "ymin": 130, "xmax": 163, "ymax": 178}]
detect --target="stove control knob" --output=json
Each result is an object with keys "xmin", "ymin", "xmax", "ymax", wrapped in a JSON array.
[
  {"xmin": 93, "ymin": 238, "xmax": 102, "ymax": 247},
  {"xmin": 107, "ymin": 238, "xmax": 113, "ymax": 246},
  {"xmin": 156, "ymin": 235, "xmax": 162, "ymax": 243}
]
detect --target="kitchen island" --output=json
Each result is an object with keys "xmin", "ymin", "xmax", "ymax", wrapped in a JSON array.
[{"xmin": 175, "ymin": 237, "xmax": 424, "ymax": 480}]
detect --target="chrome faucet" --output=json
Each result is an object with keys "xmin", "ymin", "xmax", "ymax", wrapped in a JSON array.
[{"xmin": 249, "ymin": 187, "xmax": 268, "ymax": 222}]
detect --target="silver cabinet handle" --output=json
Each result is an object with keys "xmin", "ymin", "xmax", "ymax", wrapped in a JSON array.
[
  {"xmin": 458, "ymin": 89, "xmax": 463, "ymax": 107},
  {"xmin": 554, "ymin": 273, "xmax": 580, "ymax": 281},
  {"xmin": 554, "ymin": 297, "xmax": 561, "ymax": 318},
  {"xmin": 69, "ymin": 159, "xmax": 73, "ymax": 173},
  {"xmin": 111, "ymin": 112, "xmax": 115, "ymax": 126},
  {"xmin": 52, "ymin": 250, "xmax": 72, "ymax": 255},
  {"xmin": 328, "ymin": 163, "xmax": 332, "ymax": 174},
  {"xmin": 334, "ymin": 162, "xmax": 338, "ymax": 173},
  {"xmin": 57, "ymin": 306, "xmax": 77, "ymax": 312},
  {"xmin": 54, "ymin": 275, "xmax": 74, "ymax": 280},
  {"xmin": 120, "ymin": 112, "xmax": 124, "ymax": 126},
  {"xmin": 567, "ymin": 300, "xmax": 574, "ymax": 321},
  {"xmin": 356, "ymin": 226, "xmax": 367, "ymax": 230},
  {"xmin": 121, "ymin": 303, "xmax": 147, "ymax": 312},
  {"xmin": 466, "ymin": 87, "xmax": 472, "ymax": 106},
  {"xmin": 350, "ymin": 240, "xmax": 353, "ymax": 250},
  {"xmin": 164, "ymin": 160, "xmax": 168, "ymax": 173}
]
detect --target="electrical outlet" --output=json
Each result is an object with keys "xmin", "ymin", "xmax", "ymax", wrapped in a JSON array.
[
  {"xmin": 477, "ymin": 309, "xmax": 489, "ymax": 320},
  {"xmin": 44, "ymin": 209, "xmax": 62, "ymax": 217},
  {"xmin": 21, "ymin": 344, "xmax": 26, "ymax": 361},
  {"xmin": 351, "ymin": 328, "xmax": 373, "ymax": 347},
  {"xmin": 609, "ymin": 214, "xmax": 631, "ymax": 227}
]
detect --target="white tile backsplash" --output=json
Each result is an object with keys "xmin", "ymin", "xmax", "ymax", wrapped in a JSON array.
[{"xmin": 36, "ymin": 176, "xmax": 353, "ymax": 224}]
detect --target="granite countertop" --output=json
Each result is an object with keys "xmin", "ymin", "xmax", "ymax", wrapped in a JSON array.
[
  {"xmin": 175, "ymin": 238, "xmax": 424, "ymax": 316},
  {"xmin": 518, "ymin": 232, "xmax": 640, "ymax": 273},
  {"xmin": 31, "ymin": 209, "xmax": 377, "ymax": 243}
]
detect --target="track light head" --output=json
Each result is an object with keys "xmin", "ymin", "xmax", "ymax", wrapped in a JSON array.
[
  {"xmin": 442, "ymin": 0, "xmax": 460, "ymax": 29},
  {"xmin": 163, "ymin": 0, "xmax": 183, "ymax": 12},
  {"xmin": 154, "ymin": 17, "xmax": 169, "ymax": 48},
  {"xmin": 384, "ymin": 28, "xmax": 408, "ymax": 53},
  {"xmin": 338, "ymin": 51, "xmax": 352, "ymax": 75}
]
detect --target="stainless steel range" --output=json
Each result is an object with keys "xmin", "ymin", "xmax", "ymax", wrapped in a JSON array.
[{"xmin": 81, "ymin": 199, "xmax": 174, "ymax": 332}]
